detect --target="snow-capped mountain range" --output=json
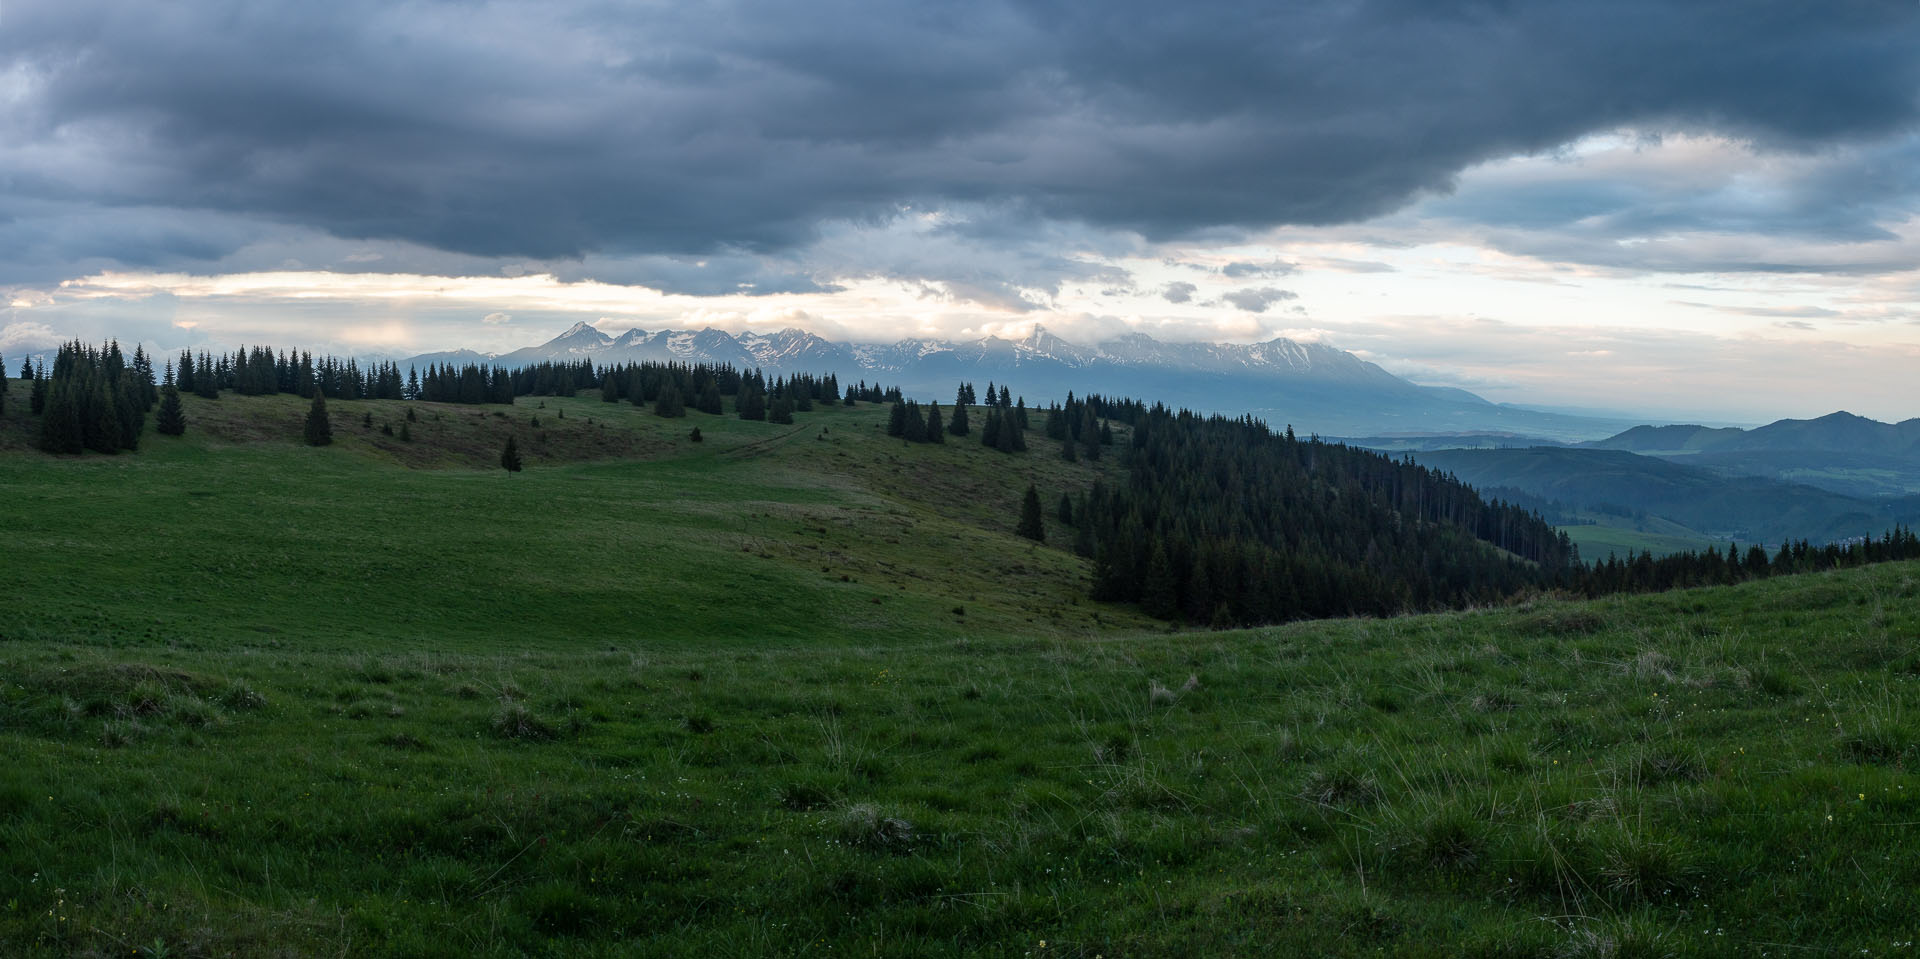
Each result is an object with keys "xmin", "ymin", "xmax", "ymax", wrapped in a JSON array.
[{"xmin": 403, "ymin": 323, "xmax": 1631, "ymax": 440}]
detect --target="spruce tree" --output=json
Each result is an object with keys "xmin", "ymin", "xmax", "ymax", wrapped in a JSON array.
[
  {"xmin": 769, "ymin": 394, "xmax": 794, "ymax": 424},
  {"xmin": 399, "ymin": 421, "xmax": 413, "ymax": 442},
  {"xmin": 948, "ymin": 400, "xmax": 969, "ymax": 436},
  {"xmin": 903, "ymin": 401, "xmax": 926, "ymax": 441},
  {"xmin": 500, "ymin": 435, "xmax": 523, "ymax": 471},
  {"xmin": 887, "ymin": 402, "xmax": 908, "ymax": 437},
  {"xmin": 155, "ymin": 385, "xmax": 186, "ymax": 436},
  {"xmin": 114, "ymin": 375, "xmax": 144, "ymax": 450},
  {"xmin": 925, "ymin": 402, "xmax": 944, "ymax": 443},
  {"xmin": 304, "ymin": 393, "xmax": 333, "ymax": 446},
  {"xmin": 1141, "ymin": 544, "xmax": 1178, "ymax": 619},
  {"xmin": 38, "ymin": 379, "xmax": 83, "ymax": 454},
  {"xmin": 83, "ymin": 376, "xmax": 120, "ymax": 453},
  {"xmin": 738, "ymin": 382, "xmax": 767, "ymax": 420},
  {"xmin": 655, "ymin": 385, "xmax": 684, "ymax": 417},
  {"xmin": 1015, "ymin": 484, "xmax": 1046, "ymax": 542},
  {"xmin": 1057, "ymin": 493, "xmax": 1074, "ymax": 526}
]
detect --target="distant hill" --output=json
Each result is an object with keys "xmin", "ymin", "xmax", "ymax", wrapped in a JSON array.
[
  {"xmin": 404, "ymin": 323, "xmax": 1634, "ymax": 440},
  {"xmin": 1581, "ymin": 411, "xmax": 1920, "ymax": 497},
  {"xmin": 1408, "ymin": 446, "xmax": 1918, "ymax": 545}
]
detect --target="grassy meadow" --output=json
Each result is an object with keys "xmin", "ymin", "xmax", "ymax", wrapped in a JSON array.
[
  {"xmin": 1559, "ymin": 524, "xmax": 1724, "ymax": 563},
  {"xmin": 3, "ymin": 383, "xmax": 1918, "ymax": 956}
]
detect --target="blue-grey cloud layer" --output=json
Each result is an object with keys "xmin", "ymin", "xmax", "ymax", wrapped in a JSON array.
[{"xmin": 5, "ymin": 0, "xmax": 1920, "ymax": 284}]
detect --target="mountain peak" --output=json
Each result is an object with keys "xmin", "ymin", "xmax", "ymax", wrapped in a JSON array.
[{"xmin": 548, "ymin": 321, "xmax": 612, "ymax": 345}]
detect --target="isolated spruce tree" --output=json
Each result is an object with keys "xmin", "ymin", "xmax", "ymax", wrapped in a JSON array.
[
  {"xmin": 500, "ymin": 435, "xmax": 523, "ymax": 472},
  {"xmin": 769, "ymin": 394, "xmax": 795, "ymax": 425},
  {"xmin": 1015, "ymin": 484, "xmax": 1046, "ymax": 542},
  {"xmin": 980, "ymin": 406, "xmax": 1001, "ymax": 449},
  {"xmin": 947, "ymin": 399, "xmax": 969, "ymax": 436},
  {"xmin": 1057, "ymin": 493, "xmax": 1074, "ymax": 526},
  {"xmin": 399, "ymin": 421, "xmax": 413, "ymax": 442},
  {"xmin": 304, "ymin": 393, "xmax": 333, "ymax": 446}
]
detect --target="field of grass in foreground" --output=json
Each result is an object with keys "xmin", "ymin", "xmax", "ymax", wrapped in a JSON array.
[
  {"xmin": 5, "ymin": 561, "xmax": 1919, "ymax": 956},
  {"xmin": 2, "ymin": 387, "xmax": 1918, "ymax": 956}
]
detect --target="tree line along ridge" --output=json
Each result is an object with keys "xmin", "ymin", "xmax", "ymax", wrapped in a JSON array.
[{"xmin": 9, "ymin": 340, "xmax": 1918, "ymax": 628}]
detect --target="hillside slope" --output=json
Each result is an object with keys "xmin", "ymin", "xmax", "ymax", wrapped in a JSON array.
[
  {"xmin": 1411, "ymin": 445, "xmax": 1913, "ymax": 544},
  {"xmin": 0, "ymin": 385, "xmax": 1152, "ymax": 647}
]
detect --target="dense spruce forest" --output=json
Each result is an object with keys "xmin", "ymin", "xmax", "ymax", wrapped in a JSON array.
[{"xmin": 13, "ymin": 341, "xmax": 1920, "ymax": 628}]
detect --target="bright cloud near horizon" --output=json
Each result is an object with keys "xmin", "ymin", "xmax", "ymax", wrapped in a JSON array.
[{"xmin": 4, "ymin": 1, "xmax": 1920, "ymax": 424}]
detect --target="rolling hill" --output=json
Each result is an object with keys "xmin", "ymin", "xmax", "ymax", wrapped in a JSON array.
[
  {"xmin": 1584, "ymin": 411, "xmax": 1920, "ymax": 497},
  {"xmin": 2, "ymin": 383, "xmax": 1918, "ymax": 955},
  {"xmin": 1409, "ymin": 445, "xmax": 1919, "ymax": 546}
]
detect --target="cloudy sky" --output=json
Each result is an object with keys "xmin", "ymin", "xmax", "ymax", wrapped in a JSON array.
[{"xmin": 4, "ymin": 0, "xmax": 1919, "ymax": 422}]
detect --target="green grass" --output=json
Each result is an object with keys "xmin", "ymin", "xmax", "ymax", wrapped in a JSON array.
[
  {"xmin": 1561, "ymin": 524, "xmax": 1724, "ymax": 561},
  {"xmin": 4, "ymin": 385, "xmax": 1919, "ymax": 956}
]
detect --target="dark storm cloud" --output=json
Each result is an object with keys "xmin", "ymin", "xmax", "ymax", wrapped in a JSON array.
[{"xmin": 5, "ymin": 0, "xmax": 1920, "ymax": 283}]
